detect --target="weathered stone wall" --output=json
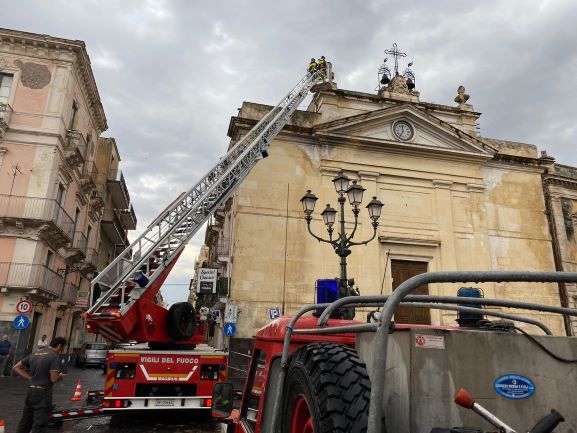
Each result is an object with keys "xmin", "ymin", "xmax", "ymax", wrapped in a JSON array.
[{"xmin": 224, "ymin": 92, "xmax": 566, "ymax": 338}]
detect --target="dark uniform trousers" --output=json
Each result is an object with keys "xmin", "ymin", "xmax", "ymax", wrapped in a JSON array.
[{"xmin": 16, "ymin": 387, "xmax": 53, "ymax": 433}]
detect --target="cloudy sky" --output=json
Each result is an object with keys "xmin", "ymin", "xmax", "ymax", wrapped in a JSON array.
[{"xmin": 4, "ymin": 0, "xmax": 577, "ymax": 305}]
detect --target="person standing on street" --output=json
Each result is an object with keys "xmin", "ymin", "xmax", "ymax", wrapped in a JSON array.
[
  {"xmin": 37, "ymin": 334, "xmax": 48, "ymax": 349},
  {"xmin": 13, "ymin": 336, "xmax": 67, "ymax": 433},
  {"xmin": 0, "ymin": 334, "xmax": 12, "ymax": 377}
]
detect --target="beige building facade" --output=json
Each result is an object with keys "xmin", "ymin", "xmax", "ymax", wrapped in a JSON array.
[
  {"xmin": 0, "ymin": 28, "xmax": 136, "ymax": 365},
  {"xmin": 201, "ymin": 66, "xmax": 574, "ymax": 357}
]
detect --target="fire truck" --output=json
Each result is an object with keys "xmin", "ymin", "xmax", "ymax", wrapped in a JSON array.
[
  {"xmin": 68, "ymin": 65, "xmax": 336, "ymax": 415},
  {"xmin": 210, "ymin": 271, "xmax": 577, "ymax": 433}
]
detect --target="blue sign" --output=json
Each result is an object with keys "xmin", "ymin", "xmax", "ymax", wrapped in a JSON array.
[
  {"xmin": 13, "ymin": 314, "xmax": 30, "ymax": 330},
  {"xmin": 268, "ymin": 307, "xmax": 281, "ymax": 321},
  {"xmin": 223, "ymin": 322, "xmax": 236, "ymax": 337},
  {"xmin": 494, "ymin": 374, "xmax": 535, "ymax": 400}
]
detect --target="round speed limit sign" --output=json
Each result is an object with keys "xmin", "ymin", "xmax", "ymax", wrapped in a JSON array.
[{"xmin": 16, "ymin": 300, "xmax": 33, "ymax": 315}]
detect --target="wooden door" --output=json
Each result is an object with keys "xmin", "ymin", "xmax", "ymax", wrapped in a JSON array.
[{"xmin": 391, "ymin": 260, "xmax": 431, "ymax": 324}]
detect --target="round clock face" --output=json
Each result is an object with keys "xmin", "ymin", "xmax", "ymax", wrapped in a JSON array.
[{"xmin": 393, "ymin": 121, "xmax": 414, "ymax": 141}]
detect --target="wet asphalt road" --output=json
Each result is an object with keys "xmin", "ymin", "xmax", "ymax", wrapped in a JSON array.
[{"xmin": 0, "ymin": 365, "xmax": 222, "ymax": 432}]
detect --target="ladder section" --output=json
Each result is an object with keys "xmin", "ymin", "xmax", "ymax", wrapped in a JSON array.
[{"xmin": 88, "ymin": 67, "xmax": 329, "ymax": 318}]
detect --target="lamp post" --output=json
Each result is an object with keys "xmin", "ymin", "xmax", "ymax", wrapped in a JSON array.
[{"xmin": 300, "ymin": 172, "xmax": 384, "ymax": 319}]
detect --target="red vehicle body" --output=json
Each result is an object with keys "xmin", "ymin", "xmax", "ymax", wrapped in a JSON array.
[
  {"xmin": 102, "ymin": 345, "xmax": 227, "ymax": 412},
  {"xmin": 222, "ymin": 316, "xmax": 360, "ymax": 432}
]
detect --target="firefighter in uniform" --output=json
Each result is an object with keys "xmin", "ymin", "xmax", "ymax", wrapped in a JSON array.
[
  {"xmin": 308, "ymin": 58, "xmax": 317, "ymax": 74},
  {"xmin": 318, "ymin": 55, "xmax": 327, "ymax": 79},
  {"xmin": 13, "ymin": 337, "xmax": 67, "ymax": 433}
]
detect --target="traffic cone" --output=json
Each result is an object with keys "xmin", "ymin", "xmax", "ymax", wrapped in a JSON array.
[
  {"xmin": 0, "ymin": 419, "xmax": 5, "ymax": 433},
  {"xmin": 71, "ymin": 379, "xmax": 82, "ymax": 401}
]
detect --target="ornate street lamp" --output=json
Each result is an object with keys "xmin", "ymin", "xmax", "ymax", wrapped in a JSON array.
[{"xmin": 300, "ymin": 172, "xmax": 384, "ymax": 319}]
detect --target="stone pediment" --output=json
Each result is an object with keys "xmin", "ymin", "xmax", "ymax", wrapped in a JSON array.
[{"xmin": 314, "ymin": 104, "xmax": 495, "ymax": 158}]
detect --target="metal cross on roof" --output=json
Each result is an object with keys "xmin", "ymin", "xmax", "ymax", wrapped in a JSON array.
[{"xmin": 384, "ymin": 43, "xmax": 406, "ymax": 76}]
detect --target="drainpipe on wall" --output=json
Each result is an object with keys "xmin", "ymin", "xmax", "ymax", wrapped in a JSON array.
[{"xmin": 542, "ymin": 175, "xmax": 573, "ymax": 336}]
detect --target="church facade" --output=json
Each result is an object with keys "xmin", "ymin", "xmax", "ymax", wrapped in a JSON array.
[{"xmin": 200, "ymin": 60, "xmax": 577, "ymax": 357}]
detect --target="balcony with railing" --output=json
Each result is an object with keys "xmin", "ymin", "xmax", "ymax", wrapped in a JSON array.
[
  {"xmin": 0, "ymin": 262, "xmax": 63, "ymax": 299},
  {"xmin": 64, "ymin": 129, "xmax": 87, "ymax": 166},
  {"xmin": 80, "ymin": 160, "xmax": 98, "ymax": 193},
  {"xmin": 119, "ymin": 203, "xmax": 137, "ymax": 230},
  {"xmin": 61, "ymin": 281, "xmax": 79, "ymax": 305},
  {"xmin": 0, "ymin": 102, "xmax": 12, "ymax": 139},
  {"xmin": 0, "ymin": 195, "xmax": 74, "ymax": 247},
  {"xmin": 107, "ymin": 170, "xmax": 130, "ymax": 210},
  {"xmin": 63, "ymin": 231, "xmax": 87, "ymax": 262},
  {"xmin": 89, "ymin": 189, "xmax": 105, "ymax": 213},
  {"xmin": 216, "ymin": 236, "xmax": 231, "ymax": 262},
  {"xmin": 102, "ymin": 209, "xmax": 126, "ymax": 245},
  {"xmin": 80, "ymin": 247, "xmax": 99, "ymax": 276}
]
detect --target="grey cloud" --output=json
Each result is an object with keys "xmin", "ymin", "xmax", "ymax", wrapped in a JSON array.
[{"xmin": 4, "ymin": 0, "xmax": 577, "ymax": 304}]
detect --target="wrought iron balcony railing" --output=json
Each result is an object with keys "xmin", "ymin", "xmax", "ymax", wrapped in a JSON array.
[
  {"xmin": 0, "ymin": 194, "xmax": 74, "ymax": 239},
  {"xmin": 119, "ymin": 203, "xmax": 137, "ymax": 230},
  {"xmin": 81, "ymin": 160, "xmax": 99, "ymax": 189},
  {"xmin": 65, "ymin": 129, "xmax": 88, "ymax": 162},
  {"xmin": 217, "ymin": 236, "xmax": 231, "ymax": 257},
  {"xmin": 62, "ymin": 282, "xmax": 79, "ymax": 305},
  {"xmin": 102, "ymin": 208, "xmax": 127, "ymax": 245},
  {"xmin": 107, "ymin": 170, "xmax": 130, "ymax": 210},
  {"xmin": 71, "ymin": 231, "xmax": 88, "ymax": 253},
  {"xmin": 0, "ymin": 262, "xmax": 63, "ymax": 298}
]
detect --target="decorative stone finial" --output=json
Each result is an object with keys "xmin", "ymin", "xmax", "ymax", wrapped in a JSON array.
[{"xmin": 454, "ymin": 85, "xmax": 470, "ymax": 104}]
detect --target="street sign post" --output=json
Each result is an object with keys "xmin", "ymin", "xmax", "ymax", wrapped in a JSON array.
[
  {"xmin": 13, "ymin": 314, "xmax": 30, "ymax": 330},
  {"xmin": 16, "ymin": 300, "xmax": 33, "ymax": 315},
  {"xmin": 223, "ymin": 322, "xmax": 236, "ymax": 337}
]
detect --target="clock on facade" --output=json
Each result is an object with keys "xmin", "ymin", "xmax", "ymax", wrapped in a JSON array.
[{"xmin": 392, "ymin": 120, "xmax": 414, "ymax": 141}]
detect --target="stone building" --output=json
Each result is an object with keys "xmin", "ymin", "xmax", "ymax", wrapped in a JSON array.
[
  {"xmin": 200, "ymin": 58, "xmax": 575, "ymax": 358},
  {"xmin": 0, "ymin": 28, "xmax": 136, "ymax": 364}
]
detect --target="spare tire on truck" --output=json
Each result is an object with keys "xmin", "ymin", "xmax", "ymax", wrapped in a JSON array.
[
  {"xmin": 283, "ymin": 342, "xmax": 371, "ymax": 433},
  {"xmin": 166, "ymin": 302, "xmax": 196, "ymax": 341}
]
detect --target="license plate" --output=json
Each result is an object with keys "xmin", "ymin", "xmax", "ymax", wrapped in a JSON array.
[{"xmin": 155, "ymin": 399, "xmax": 175, "ymax": 407}]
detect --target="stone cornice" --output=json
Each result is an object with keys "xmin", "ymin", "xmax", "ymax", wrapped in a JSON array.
[
  {"xmin": 314, "ymin": 88, "xmax": 482, "ymax": 117},
  {"xmin": 543, "ymin": 176, "xmax": 577, "ymax": 190},
  {"xmin": 0, "ymin": 28, "xmax": 108, "ymax": 133}
]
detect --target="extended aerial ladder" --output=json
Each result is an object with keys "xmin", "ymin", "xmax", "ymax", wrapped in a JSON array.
[{"xmin": 86, "ymin": 65, "xmax": 333, "ymax": 344}]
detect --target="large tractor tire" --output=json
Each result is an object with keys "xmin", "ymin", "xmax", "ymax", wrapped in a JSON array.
[
  {"xmin": 166, "ymin": 302, "xmax": 196, "ymax": 341},
  {"xmin": 283, "ymin": 342, "xmax": 371, "ymax": 433}
]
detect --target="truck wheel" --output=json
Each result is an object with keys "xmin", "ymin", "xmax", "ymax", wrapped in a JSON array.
[
  {"xmin": 283, "ymin": 343, "xmax": 370, "ymax": 433},
  {"xmin": 166, "ymin": 302, "xmax": 196, "ymax": 341}
]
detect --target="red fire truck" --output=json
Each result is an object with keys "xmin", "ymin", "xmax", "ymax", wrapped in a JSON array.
[
  {"xmin": 54, "ymin": 66, "xmax": 335, "ymax": 418},
  {"xmin": 102, "ymin": 345, "xmax": 227, "ymax": 411}
]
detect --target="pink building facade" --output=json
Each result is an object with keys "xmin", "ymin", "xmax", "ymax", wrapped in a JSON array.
[{"xmin": 0, "ymin": 28, "xmax": 135, "ymax": 366}]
